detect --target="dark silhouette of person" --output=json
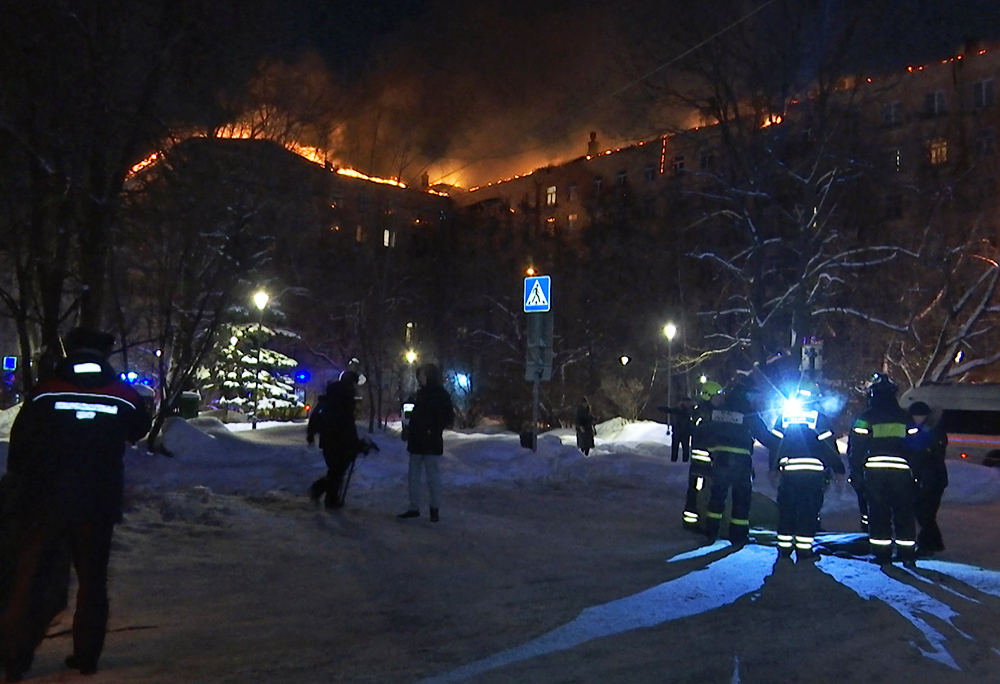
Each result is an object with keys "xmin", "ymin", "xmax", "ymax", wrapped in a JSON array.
[
  {"xmin": 1, "ymin": 328, "xmax": 150, "ymax": 680},
  {"xmin": 398, "ymin": 364, "xmax": 454, "ymax": 522},
  {"xmin": 575, "ymin": 398, "xmax": 596, "ymax": 456},
  {"xmin": 307, "ymin": 364, "xmax": 364, "ymax": 510}
]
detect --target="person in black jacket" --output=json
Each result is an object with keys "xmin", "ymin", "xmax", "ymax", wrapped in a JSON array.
[
  {"xmin": 660, "ymin": 396, "xmax": 695, "ymax": 463},
  {"xmin": 906, "ymin": 401, "xmax": 948, "ymax": 555},
  {"xmin": 574, "ymin": 397, "xmax": 595, "ymax": 456},
  {"xmin": 398, "ymin": 364, "xmax": 454, "ymax": 522},
  {"xmin": 307, "ymin": 365, "xmax": 365, "ymax": 510},
  {"xmin": 1, "ymin": 328, "xmax": 150, "ymax": 681}
]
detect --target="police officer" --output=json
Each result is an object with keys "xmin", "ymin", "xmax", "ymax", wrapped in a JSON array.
[
  {"xmin": 848, "ymin": 374, "xmax": 919, "ymax": 564},
  {"xmin": 1, "ymin": 328, "xmax": 151, "ymax": 680},
  {"xmin": 681, "ymin": 381, "xmax": 722, "ymax": 534},
  {"xmin": 906, "ymin": 401, "xmax": 948, "ymax": 555},
  {"xmin": 769, "ymin": 385, "xmax": 844, "ymax": 561},
  {"xmin": 700, "ymin": 375, "xmax": 775, "ymax": 545}
]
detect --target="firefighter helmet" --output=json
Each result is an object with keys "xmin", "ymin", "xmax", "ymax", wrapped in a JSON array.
[
  {"xmin": 698, "ymin": 380, "xmax": 724, "ymax": 401},
  {"xmin": 868, "ymin": 372, "xmax": 897, "ymax": 398}
]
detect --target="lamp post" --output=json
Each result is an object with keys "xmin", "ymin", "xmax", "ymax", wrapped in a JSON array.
[
  {"xmin": 252, "ymin": 290, "xmax": 269, "ymax": 430},
  {"xmin": 663, "ymin": 323, "xmax": 677, "ymax": 408}
]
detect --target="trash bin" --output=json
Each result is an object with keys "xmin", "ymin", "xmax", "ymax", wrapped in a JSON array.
[
  {"xmin": 519, "ymin": 431, "xmax": 536, "ymax": 449},
  {"xmin": 178, "ymin": 391, "xmax": 201, "ymax": 419}
]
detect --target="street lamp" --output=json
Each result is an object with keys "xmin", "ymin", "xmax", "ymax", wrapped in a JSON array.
[
  {"xmin": 405, "ymin": 349, "xmax": 418, "ymax": 364},
  {"xmin": 663, "ymin": 323, "xmax": 677, "ymax": 408},
  {"xmin": 252, "ymin": 290, "xmax": 269, "ymax": 429},
  {"xmin": 620, "ymin": 355, "xmax": 630, "ymax": 366}
]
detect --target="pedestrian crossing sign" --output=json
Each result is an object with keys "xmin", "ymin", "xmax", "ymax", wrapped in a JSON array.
[{"xmin": 524, "ymin": 276, "xmax": 551, "ymax": 312}]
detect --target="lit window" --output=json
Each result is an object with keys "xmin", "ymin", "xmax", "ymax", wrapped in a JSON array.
[
  {"xmin": 672, "ymin": 155, "xmax": 685, "ymax": 174},
  {"xmin": 383, "ymin": 229, "xmax": 395, "ymax": 247},
  {"xmin": 355, "ymin": 226, "xmax": 365, "ymax": 242},
  {"xmin": 568, "ymin": 213, "xmax": 578, "ymax": 229},
  {"xmin": 924, "ymin": 91, "xmax": 947, "ymax": 117},
  {"xmin": 882, "ymin": 101, "xmax": 902, "ymax": 126},
  {"xmin": 546, "ymin": 185, "xmax": 557, "ymax": 206},
  {"xmin": 973, "ymin": 79, "xmax": 995, "ymax": 109},
  {"xmin": 567, "ymin": 183, "xmax": 577, "ymax": 201},
  {"xmin": 928, "ymin": 138, "xmax": 948, "ymax": 165}
]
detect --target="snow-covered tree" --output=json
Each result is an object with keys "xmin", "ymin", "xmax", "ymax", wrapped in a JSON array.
[{"xmin": 198, "ymin": 322, "xmax": 304, "ymax": 420}]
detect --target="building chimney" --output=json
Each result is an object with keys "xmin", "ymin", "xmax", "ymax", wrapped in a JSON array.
[{"xmin": 587, "ymin": 131, "xmax": 600, "ymax": 156}]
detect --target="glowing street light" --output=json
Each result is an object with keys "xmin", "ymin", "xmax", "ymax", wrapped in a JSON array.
[
  {"xmin": 620, "ymin": 355, "xmax": 631, "ymax": 366},
  {"xmin": 252, "ymin": 290, "xmax": 269, "ymax": 430},
  {"xmin": 405, "ymin": 350, "xmax": 418, "ymax": 364}
]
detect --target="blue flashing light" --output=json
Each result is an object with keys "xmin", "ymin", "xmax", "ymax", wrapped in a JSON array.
[
  {"xmin": 295, "ymin": 370, "xmax": 311, "ymax": 383},
  {"xmin": 455, "ymin": 373, "xmax": 470, "ymax": 390},
  {"xmin": 2, "ymin": 356, "xmax": 16, "ymax": 371},
  {"xmin": 126, "ymin": 371, "xmax": 139, "ymax": 383}
]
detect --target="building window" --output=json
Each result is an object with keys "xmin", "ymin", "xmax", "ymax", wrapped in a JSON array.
[
  {"xmin": 355, "ymin": 226, "xmax": 365, "ymax": 242},
  {"xmin": 890, "ymin": 147, "xmax": 902, "ymax": 172},
  {"xmin": 568, "ymin": 213, "xmax": 578, "ymax": 229},
  {"xmin": 643, "ymin": 198, "xmax": 657, "ymax": 218},
  {"xmin": 545, "ymin": 216, "xmax": 556, "ymax": 235},
  {"xmin": 567, "ymin": 183, "xmax": 577, "ymax": 202},
  {"xmin": 973, "ymin": 79, "xmax": 995, "ymax": 109},
  {"xmin": 924, "ymin": 91, "xmax": 947, "ymax": 117},
  {"xmin": 882, "ymin": 101, "xmax": 902, "ymax": 126},
  {"xmin": 593, "ymin": 176, "xmax": 603, "ymax": 192},
  {"xmin": 884, "ymin": 194, "xmax": 903, "ymax": 220},
  {"xmin": 615, "ymin": 169, "xmax": 627, "ymax": 186},
  {"xmin": 928, "ymin": 138, "xmax": 948, "ymax": 165},
  {"xmin": 672, "ymin": 155, "xmax": 685, "ymax": 174},
  {"xmin": 643, "ymin": 163, "xmax": 656, "ymax": 182},
  {"xmin": 383, "ymin": 229, "xmax": 395, "ymax": 248},
  {"xmin": 699, "ymin": 150, "xmax": 715, "ymax": 171},
  {"xmin": 546, "ymin": 185, "xmax": 557, "ymax": 206},
  {"xmin": 975, "ymin": 128, "xmax": 997, "ymax": 157}
]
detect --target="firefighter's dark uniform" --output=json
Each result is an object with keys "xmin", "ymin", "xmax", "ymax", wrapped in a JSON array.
[
  {"xmin": 770, "ymin": 401, "xmax": 843, "ymax": 560},
  {"xmin": 681, "ymin": 400, "xmax": 714, "ymax": 533},
  {"xmin": 1, "ymin": 339, "xmax": 150, "ymax": 680},
  {"xmin": 701, "ymin": 390, "xmax": 774, "ymax": 545},
  {"xmin": 848, "ymin": 386, "xmax": 918, "ymax": 563}
]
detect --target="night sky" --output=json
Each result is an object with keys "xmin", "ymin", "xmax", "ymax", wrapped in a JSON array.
[{"xmin": 257, "ymin": 0, "xmax": 1000, "ymax": 186}]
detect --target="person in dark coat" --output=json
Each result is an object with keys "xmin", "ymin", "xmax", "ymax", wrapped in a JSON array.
[
  {"xmin": 1, "ymin": 328, "xmax": 151, "ymax": 681},
  {"xmin": 906, "ymin": 401, "xmax": 948, "ymax": 555},
  {"xmin": 660, "ymin": 396, "xmax": 695, "ymax": 462},
  {"xmin": 307, "ymin": 364, "xmax": 365, "ymax": 509},
  {"xmin": 398, "ymin": 364, "xmax": 454, "ymax": 522},
  {"xmin": 575, "ymin": 397, "xmax": 596, "ymax": 456}
]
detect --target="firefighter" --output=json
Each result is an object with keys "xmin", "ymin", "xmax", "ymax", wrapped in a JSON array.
[
  {"xmin": 769, "ymin": 385, "xmax": 844, "ymax": 561},
  {"xmin": 701, "ymin": 375, "xmax": 775, "ymax": 545},
  {"xmin": 680, "ymin": 381, "xmax": 722, "ymax": 534},
  {"xmin": 848, "ymin": 374, "xmax": 919, "ymax": 564}
]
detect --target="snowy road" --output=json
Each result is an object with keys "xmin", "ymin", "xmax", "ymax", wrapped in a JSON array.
[{"xmin": 6, "ymin": 418, "xmax": 1000, "ymax": 683}]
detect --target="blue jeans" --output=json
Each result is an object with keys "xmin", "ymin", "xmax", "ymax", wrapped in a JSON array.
[{"xmin": 408, "ymin": 453, "xmax": 442, "ymax": 511}]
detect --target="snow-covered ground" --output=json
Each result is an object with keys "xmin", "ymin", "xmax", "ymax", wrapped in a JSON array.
[{"xmin": 4, "ymin": 415, "xmax": 1000, "ymax": 683}]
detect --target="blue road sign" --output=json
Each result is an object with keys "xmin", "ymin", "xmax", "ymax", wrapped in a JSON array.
[{"xmin": 523, "ymin": 276, "xmax": 551, "ymax": 312}]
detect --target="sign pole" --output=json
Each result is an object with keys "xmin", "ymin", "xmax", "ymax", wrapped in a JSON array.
[{"xmin": 532, "ymin": 371, "xmax": 540, "ymax": 452}]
